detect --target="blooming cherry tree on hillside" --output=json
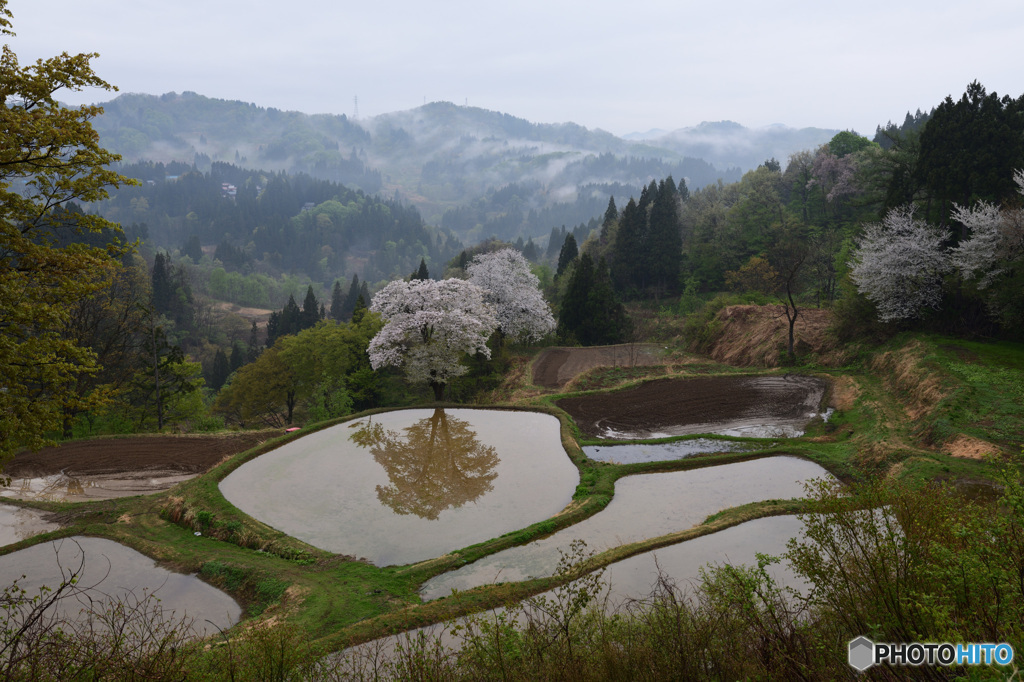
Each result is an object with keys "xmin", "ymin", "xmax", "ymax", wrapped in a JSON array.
[
  {"xmin": 849, "ymin": 206, "xmax": 951, "ymax": 322},
  {"xmin": 467, "ymin": 248, "xmax": 555, "ymax": 345},
  {"xmin": 368, "ymin": 278, "xmax": 497, "ymax": 400},
  {"xmin": 950, "ymin": 169, "xmax": 1024, "ymax": 289}
]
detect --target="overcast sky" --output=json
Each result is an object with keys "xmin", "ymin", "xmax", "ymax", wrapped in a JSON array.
[{"xmin": 8, "ymin": 0, "xmax": 1024, "ymax": 137}]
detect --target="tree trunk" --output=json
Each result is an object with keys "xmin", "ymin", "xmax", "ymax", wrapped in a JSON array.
[
  {"xmin": 431, "ymin": 382, "xmax": 445, "ymax": 401},
  {"xmin": 784, "ymin": 288, "xmax": 799, "ymax": 362}
]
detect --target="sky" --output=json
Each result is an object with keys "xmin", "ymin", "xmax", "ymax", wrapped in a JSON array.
[{"xmin": 8, "ymin": 0, "xmax": 1024, "ymax": 138}]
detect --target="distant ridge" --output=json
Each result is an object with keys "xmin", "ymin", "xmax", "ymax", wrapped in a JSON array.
[{"xmin": 89, "ymin": 91, "xmax": 836, "ymax": 240}]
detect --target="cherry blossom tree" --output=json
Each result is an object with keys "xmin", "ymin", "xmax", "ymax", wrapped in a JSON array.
[
  {"xmin": 467, "ymin": 248, "xmax": 555, "ymax": 346},
  {"xmin": 368, "ymin": 278, "xmax": 497, "ymax": 400},
  {"xmin": 849, "ymin": 206, "xmax": 951, "ymax": 322},
  {"xmin": 950, "ymin": 169, "xmax": 1024, "ymax": 288}
]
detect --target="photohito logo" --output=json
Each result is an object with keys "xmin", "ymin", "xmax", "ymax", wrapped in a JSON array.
[{"xmin": 849, "ymin": 636, "xmax": 1014, "ymax": 671}]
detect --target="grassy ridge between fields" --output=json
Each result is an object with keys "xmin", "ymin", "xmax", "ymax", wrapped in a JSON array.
[{"xmin": 2, "ymin": 333, "xmax": 1022, "ymax": 664}]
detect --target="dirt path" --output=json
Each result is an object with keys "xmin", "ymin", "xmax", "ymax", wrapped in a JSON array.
[
  {"xmin": 3, "ymin": 432, "xmax": 278, "ymax": 478},
  {"xmin": 532, "ymin": 345, "xmax": 664, "ymax": 388}
]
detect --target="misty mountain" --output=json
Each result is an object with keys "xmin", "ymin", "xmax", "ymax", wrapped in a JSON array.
[
  {"xmin": 90, "ymin": 92, "xmax": 828, "ymax": 242},
  {"xmin": 640, "ymin": 121, "xmax": 840, "ymax": 172}
]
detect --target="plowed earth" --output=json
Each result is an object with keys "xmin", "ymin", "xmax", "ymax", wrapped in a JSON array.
[
  {"xmin": 3, "ymin": 432, "xmax": 277, "ymax": 478},
  {"xmin": 532, "ymin": 345, "xmax": 664, "ymax": 388},
  {"xmin": 557, "ymin": 375, "xmax": 827, "ymax": 439}
]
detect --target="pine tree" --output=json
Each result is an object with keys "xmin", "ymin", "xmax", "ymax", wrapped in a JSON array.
[
  {"xmin": 611, "ymin": 197, "xmax": 645, "ymax": 295},
  {"xmin": 556, "ymin": 253, "xmax": 594, "ymax": 343},
  {"xmin": 300, "ymin": 286, "xmax": 319, "ymax": 330},
  {"xmin": 602, "ymin": 197, "xmax": 618, "ymax": 230},
  {"xmin": 340, "ymin": 274, "xmax": 361, "ymax": 321},
  {"xmin": 546, "ymin": 226, "xmax": 566, "ymax": 259},
  {"xmin": 248, "ymin": 321, "xmax": 262, "ymax": 360},
  {"xmin": 182, "ymin": 234, "xmax": 203, "ymax": 262},
  {"xmin": 352, "ymin": 294, "xmax": 368, "ymax": 324},
  {"xmin": 151, "ymin": 252, "xmax": 173, "ymax": 314},
  {"xmin": 556, "ymin": 233, "xmax": 578, "ymax": 278},
  {"xmin": 557, "ymin": 253, "xmax": 630, "ymax": 345},
  {"xmin": 229, "ymin": 344, "xmax": 244, "ymax": 372},
  {"xmin": 210, "ymin": 349, "xmax": 230, "ymax": 391},
  {"xmin": 585, "ymin": 257, "xmax": 631, "ymax": 345},
  {"xmin": 330, "ymin": 280, "xmax": 345, "ymax": 321},
  {"xmin": 412, "ymin": 258, "xmax": 430, "ymax": 281},
  {"xmin": 647, "ymin": 177, "xmax": 683, "ymax": 296}
]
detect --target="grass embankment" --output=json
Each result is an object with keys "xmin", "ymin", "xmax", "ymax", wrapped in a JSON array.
[{"xmin": 3, "ymin": 328, "xmax": 1023, "ymax": 673}]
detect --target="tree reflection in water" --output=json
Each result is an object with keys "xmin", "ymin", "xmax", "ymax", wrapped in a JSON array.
[{"xmin": 350, "ymin": 409, "xmax": 499, "ymax": 520}]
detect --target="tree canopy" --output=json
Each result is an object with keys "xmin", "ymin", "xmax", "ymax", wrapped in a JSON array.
[
  {"xmin": 1, "ymin": 4, "xmax": 134, "ymax": 463},
  {"xmin": 467, "ymin": 248, "xmax": 555, "ymax": 345},
  {"xmin": 368, "ymin": 278, "xmax": 497, "ymax": 400}
]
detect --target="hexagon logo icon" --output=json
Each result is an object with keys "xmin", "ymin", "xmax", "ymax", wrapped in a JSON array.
[{"xmin": 849, "ymin": 636, "xmax": 875, "ymax": 671}]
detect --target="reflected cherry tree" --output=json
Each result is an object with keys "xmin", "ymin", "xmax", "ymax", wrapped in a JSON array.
[{"xmin": 350, "ymin": 409, "xmax": 499, "ymax": 520}]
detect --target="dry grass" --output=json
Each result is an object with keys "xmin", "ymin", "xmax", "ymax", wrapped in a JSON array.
[
  {"xmin": 945, "ymin": 434, "xmax": 1001, "ymax": 460},
  {"xmin": 704, "ymin": 305, "xmax": 841, "ymax": 367},
  {"xmin": 829, "ymin": 375, "xmax": 862, "ymax": 411},
  {"xmin": 869, "ymin": 340, "xmax": 948, "ymax": 420}
]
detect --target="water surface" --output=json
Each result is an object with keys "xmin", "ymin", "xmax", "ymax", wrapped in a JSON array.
[
  {"xmin": 0, "ymin": 536, "xmax": 240, "ymax": 637},
  {"xmin": 221, "ymin": 409, "xmax": 578, "ymax": 566},
  {"xmin": 0, "ymin": 504, "xmax": 59, "ymax": 547},
  {"xmin": 340, "ymin": 514, "xmax": 811, "ymax": 673},
  {"xmin": 584, "ymin": 438, "xmax": 752, "ymax": 464},
  {"xmin": 1, "ymin": 471, "xmax": 196, "ymax": 502},
  {"xmin": 421, "ymin": 456, "xmax": 830, "ymax": 599}
]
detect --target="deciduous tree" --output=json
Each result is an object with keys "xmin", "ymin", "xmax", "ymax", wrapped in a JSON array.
[
  {"xmin": 1, "ymin": 3, "xmax": 134, "ymax": 462},
  {"xmin": 849, "ymin": 206, "xmax": 951, "ymax": 322},
  {"xmin": 368, "ymin": 278, "xmax": 497, "ymax": 400},
  {"xmin": 467, "ymin": 248, "xmax": 555, "ymax": 345}
]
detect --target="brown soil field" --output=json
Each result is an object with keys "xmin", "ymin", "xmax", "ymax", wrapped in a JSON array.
[
  {"xmin": 557, "ymin": 375, "xmax": 826, "ymax": 439},
  {"xmin": 532, "ymin": 345, "xmax": 664, "ymax": 388},
  {"xmin": 213, "ymin": 301, "xmax": 274, "ymax": 323},
  {"xmin": 3, "ymin": 432, "xmax": 278, "ymax": 478}
]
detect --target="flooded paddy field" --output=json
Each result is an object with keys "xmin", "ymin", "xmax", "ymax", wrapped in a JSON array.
[
  {"xmin": 0, "ymin": 536, "xmax": 241, "ymax": 637},
  {"xmin": 0, "ymin": 504, "xmax": 59, "ymax": 547},
  {"xmin": 583, "ymin": 438, "xmax": 754, "ymax": 464},
  {"xmin": 420, "ymin": 456, "xmax": 831, "ymax": 599},
  {"xmin": 341, "ymin": 514, "xmax": 811, "ymax": 673},
  {"xmin": 558, "ymin": 375, "xmax": 828, "ymax": 439},
  {"xmin": 220, "ymin": 409, "xmax": 578, "ymax": 566},
  {"xmin": 1, "ymin": 432, "xmax": 274, "ymax": 502}
]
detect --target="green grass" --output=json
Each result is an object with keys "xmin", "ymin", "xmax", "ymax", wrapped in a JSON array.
[{"xmin": 6, "ymin": 333, "xmax": 1024, "ymax": 672}]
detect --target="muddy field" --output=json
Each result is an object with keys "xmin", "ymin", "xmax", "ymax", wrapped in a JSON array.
[
  {"xmin": 557, "ymin": 375, "xmax": 827, "ymax": 439},
  {"xmin": 532, "ymin": 344, "xmax": 665, "ymax": 388},
  {"xmin": 3, "ymin": 432, "xmax": 277, "ymax": 479}
]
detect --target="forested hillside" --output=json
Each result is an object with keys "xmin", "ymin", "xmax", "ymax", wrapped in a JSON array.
[
  {"xmin": 101, "ymin": 161, "xmax": 464, "ymax": 300},
  {"xmin": 90, "ymin": 92, "xmax": 836, "ymax": 242}
]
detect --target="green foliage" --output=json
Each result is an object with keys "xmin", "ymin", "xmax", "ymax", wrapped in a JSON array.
[
  {"xmin": 557, "ymin": 253, "xmax": 631, "ymax": 346},
  {"xmin": 0, "ymin": 5, "xmax": 135, "ymax": 461},
  {"xmin": 916, "ymin": 81, "xmax": 1024, "ymax": 225}
]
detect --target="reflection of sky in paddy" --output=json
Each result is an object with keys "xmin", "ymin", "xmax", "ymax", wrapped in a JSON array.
[
  {"xmin": 342, "ymin": 514, "xmax": 812, "ymax": 672},
  {"xmin": 584, "ymin": 438, "xmax": 753, "ymax": 464},
  {"xmin": 221, "ymin": 409, "xmax": 578, "ymax": 566},
  {"xmin": 421, "ymin": 456, "xmax": 831, "ymax": 599},
  {"xmin": 0, "ymin": 536, "xmax": 240, "ymax": 637},
  {"xmin": 0, "ymin": 504, "xmax": 59, "ymax": 547},
  {"xmin": 1, "ymin": 472, "xmax": 197, "ymax": 502}
]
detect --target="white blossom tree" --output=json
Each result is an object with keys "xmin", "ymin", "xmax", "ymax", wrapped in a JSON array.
[
  {"xmin": 368, "ymin": 278, "xmax": 497, "ymax": 400},
  {"xmin": 467, "ymin": 248, "xmax": 555, "ymax": 345},
  {"xmin": 949, "ymin": 200, "xmax": 1006, "ymax": 287},
  {"xmin": 849, "ymin": 206, "xmax": 952, "ymax": 322},
  {"xmin": 950, "ymin": 169, "xmax": 1024, "ymax": 288}
]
